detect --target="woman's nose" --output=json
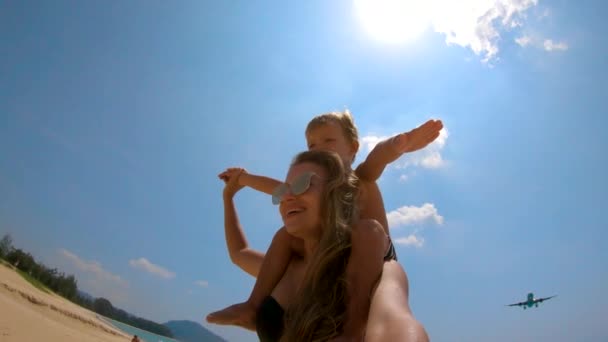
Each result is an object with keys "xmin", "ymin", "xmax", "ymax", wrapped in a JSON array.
[{"xmin": 280, "ymin": 187, "xmax": 296, "ymax": 202}]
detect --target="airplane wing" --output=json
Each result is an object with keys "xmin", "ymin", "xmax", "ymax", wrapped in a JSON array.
[
  {"xmin": 506, "ymin": 301, "xmax": 527, "ymax": 307},
  {"xmin": 534, "ymin": 295, "xmax": 557, "ymax": 303}
]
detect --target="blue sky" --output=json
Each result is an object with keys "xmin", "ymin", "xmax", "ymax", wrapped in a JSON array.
[{"xmin": 1, "ymin": 1, "xmax": 606, "ymax": 341}]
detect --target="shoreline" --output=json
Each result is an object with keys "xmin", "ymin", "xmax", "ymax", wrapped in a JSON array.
[{"xmin": 0, "ymin": 262, "xmax": 131, "ymax": 341}]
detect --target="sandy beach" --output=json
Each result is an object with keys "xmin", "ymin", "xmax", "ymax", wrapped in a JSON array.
[{"xmin": 0, "ymin": 262, "xmax": 132, "ymax": 342}]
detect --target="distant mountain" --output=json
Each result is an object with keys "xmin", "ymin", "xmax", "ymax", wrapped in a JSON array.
[
  {"xmin": 77, "ymin": 289, "xmax": 95, "ymax": 302},
  {"xmin": 164, "ymin": 320, "xmax": 226, "ymax": 342}
]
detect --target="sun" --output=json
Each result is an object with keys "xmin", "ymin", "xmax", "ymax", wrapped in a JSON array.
[{"xmin": 353, "ymin": 0, "xmax": 432, "ymax": 44}]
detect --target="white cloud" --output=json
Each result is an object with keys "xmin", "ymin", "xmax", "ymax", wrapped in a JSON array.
[
  {"xmin": 396, "ymin": 127, "xmax": 449, "ymax": 170},
  {"xmin": 129, "ymin": 258, "xmax": 175, "ymax": 279},
  {"xmin": 429, "ymin": 0, "xmax": 539, "ymax": 62},
  {"xmin": 360, "ymin": 135, "xmax": 387, "ymax": 154},
  {"xmin": 538, "ymin": 7, "xmax": 551, "ymax": 20},
  {"xmin": 59, "ymin": 249, "xmax": 127, "ymax": 287},
  {"xmin": 515, "ymin": 35, "xmax": 569, "ymax": 52},
  {"xmin": 515, "ymin": 35, "xmax": 532, "ymax": 47},
  {"xmin": 394, "ymin": 234, "xmax": 425, "ymax": 248},
  {"xmin": 195, "ymin": 280, "xmax": 209, "ymax": 288},
  {"xmin": 398, "ymin": 174, "xmax": 409, "ymax": 183},
  {"xmin": 419, "ymin": 151, "xmax": 445, "ymax": 169},
  {"xmin": 355, "ymin": 1, "xmax": 566, "ymax": 62},
  {"xmin": 59, "ymin": 249, "xmax": 129, "ymax": 304},
  {"xmin": 388, "ymin": 204, "xmax": 444, "ymax": 248},
  {"xmin": 361, "ymin": 126, "xmax": 449, "ymax": 172},
  {"xmin": 387, "ymin": 203, "xmax": 444, "ymax": 229},
  {"xmin": 433, "ymin": 127, "xmax": 449, "ymax": 149},
  {"xmin": 543, "ymin": 39, "xmax": 568, "ymax": 51}
]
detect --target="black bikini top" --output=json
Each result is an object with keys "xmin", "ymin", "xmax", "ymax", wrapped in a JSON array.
[
  {"xmin": 256, "ymin": 296, "xmax": 285, "ymax": 342},
  {"xmin": 255, "ymin": 238, "xmax": 397, "ymax": 342}
]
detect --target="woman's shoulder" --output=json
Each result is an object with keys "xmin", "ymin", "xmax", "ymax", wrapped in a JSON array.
[
  {"xmin": 355, "ymin": 177, "xmax": 382, "ymax": 197},
  {"xmin": 354, "ymin": 218, "xmax": 384, "ymax": 230}
]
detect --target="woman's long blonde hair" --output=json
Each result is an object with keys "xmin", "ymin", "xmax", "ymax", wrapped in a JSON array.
[{"xmin": 279, "ymin": 150, "xmax": 360, "ymax": 342}]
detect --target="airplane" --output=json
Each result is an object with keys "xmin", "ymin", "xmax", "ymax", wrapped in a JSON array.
[{"xmin": 507, "ymin": 292, "xmax": 557, "ymax": 309}]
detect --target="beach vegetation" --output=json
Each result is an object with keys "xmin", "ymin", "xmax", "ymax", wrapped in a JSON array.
[
  {"xmin": 4, "ymin": 247, "xmax": 78, "ymax": 300},
  {"xmin": 0, "ymin": 233, "xmax": 13, "ymax": 258},
  {"xmin": 16, "ymin": 268, "xmax": 52, "ymax": 294},
  {"xmin": 2, "ymin": 235, "xmax": 174, "ymax": 339}
]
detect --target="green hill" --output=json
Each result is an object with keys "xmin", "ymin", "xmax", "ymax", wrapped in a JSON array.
[{"xmin": 164, "ymin": 320, "xmax": 226, "ymax": 342}]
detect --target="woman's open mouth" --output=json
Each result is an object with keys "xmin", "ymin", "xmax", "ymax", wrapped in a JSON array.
[{"xmin": 285, "ymin": 207, "xmax": 305, "ymax": 217}]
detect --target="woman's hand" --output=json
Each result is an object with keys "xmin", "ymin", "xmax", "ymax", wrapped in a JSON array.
[{"xmin": 221, "ymin": 168, "xmax": 246, "ymax": 198}]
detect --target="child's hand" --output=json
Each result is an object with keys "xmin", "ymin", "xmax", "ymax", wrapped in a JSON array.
[
  {"xmin": 220, "ymin": 168, "xmax": 246, "ymax": 198},
  {"xmin": 392, "ymin": 119, "xmax": 443, "ymax": 154},
  {"xmin": 218, "ymin": 167, "xmax": 247, "ymax": 184}
]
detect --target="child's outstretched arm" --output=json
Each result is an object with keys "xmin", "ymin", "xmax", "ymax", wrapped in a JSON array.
[
  {"xmin": 220, "ymin": 168, "xmax": 299, "ymax": 303},
  {"xmin": 221, "ymin": 169, "xmax": 265, "ymax": 277},
  {"xmin": 356, "ymin": 119, "xmax": 443, "ymax": 182},
  {"xmin": 219, "ymin": 168, "xmax": 282, "ymax": 195},
  {"xmin": 207, "ymin": 169, "xmax": 270, "ymax": 330},
  {"xmin": 207, "ymin": 169, "xmax": 301, "ymax": 330}
]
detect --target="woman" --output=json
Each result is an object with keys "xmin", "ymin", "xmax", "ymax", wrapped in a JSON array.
[{"xmin": 212, "ymin": 150, "xmax": 428, "ymax": 341}]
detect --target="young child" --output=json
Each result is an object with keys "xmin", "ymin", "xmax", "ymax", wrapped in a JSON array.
[{"xmin": 207, "ymin": 110, "xmax": 443, "ymax": 338}]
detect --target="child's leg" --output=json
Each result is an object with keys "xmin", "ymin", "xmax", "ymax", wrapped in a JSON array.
[
  {"xmin": 206, "ymin": 227, "xmax": 296, "ymax": 330},
  {"xmin": 341, "ymin": 219, "xmax": 388, "ymax": 339},
  {"xmin": 247, "ymin": 226, "xmax": 298, "ymax": 308}
]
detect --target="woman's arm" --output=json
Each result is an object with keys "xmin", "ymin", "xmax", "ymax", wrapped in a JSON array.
[
  {"xmin": 340, "ymin": 219, "xmax": 388, "ymax": 340},
  {"xmin": 365, "ymin": 261, "xmax": 429, "ymax": 342},
  {"xmin": 222, "ymin": 170, "xmax": 265, "ymax": 277}
]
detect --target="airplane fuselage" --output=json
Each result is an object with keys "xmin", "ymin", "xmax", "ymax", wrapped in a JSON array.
[{"xmin": 523, "ymin": 292, "xmax": 537, "ymax": 309}]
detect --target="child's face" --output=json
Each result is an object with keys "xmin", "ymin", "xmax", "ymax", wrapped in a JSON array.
[{"xmin": 306, "ymin": 121, "xmax": 358, "ymax": 167}]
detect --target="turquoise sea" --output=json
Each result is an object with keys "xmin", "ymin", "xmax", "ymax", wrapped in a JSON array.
[{"xmin": 102, "ymin": 317, "xmax": 181, "ymax": 342}]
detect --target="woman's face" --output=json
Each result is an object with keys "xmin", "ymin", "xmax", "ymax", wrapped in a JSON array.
[{"xmin": 277, "ymin": 162, "xmax": 327, "ymax": 239}]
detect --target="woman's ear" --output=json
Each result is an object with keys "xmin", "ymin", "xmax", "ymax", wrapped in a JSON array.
[{"xmin": 351, "ymin": 140, "xmax": 360, "ymax": 155}]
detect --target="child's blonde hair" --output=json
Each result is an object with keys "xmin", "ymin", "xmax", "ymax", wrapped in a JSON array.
[{"xmin": 305, "ymin": 110, "xmax": 360, "ymax": 164}]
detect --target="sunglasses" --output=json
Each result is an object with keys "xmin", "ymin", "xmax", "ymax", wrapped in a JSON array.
[{"xmin": 271, "ymin": 172, "xmax": 320, "ymax": 205}]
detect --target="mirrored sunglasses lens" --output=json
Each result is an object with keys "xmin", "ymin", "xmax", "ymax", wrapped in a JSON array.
[
  {"xmin": 292, "ymin": 173, "xmax": 312, "ymax": 195},
  {"xmin": 271, "ymin": 184, "xmax": 287, "ymax": 205}
]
